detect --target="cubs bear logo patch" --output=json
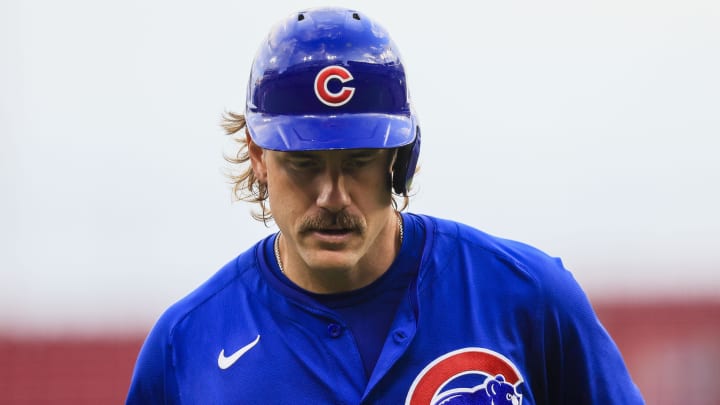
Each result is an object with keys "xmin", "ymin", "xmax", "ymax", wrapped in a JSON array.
[{"xmin": 405, "ymin": 348, "xmax": 524, "ymax": 405}]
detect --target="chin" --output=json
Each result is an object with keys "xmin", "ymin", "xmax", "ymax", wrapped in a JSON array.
[{"xmin": 303, "ymin": 250, "xmax": 359, "ymax": 272}]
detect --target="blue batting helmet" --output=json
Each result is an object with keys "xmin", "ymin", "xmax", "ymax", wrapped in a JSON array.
[{"xmin": 245, "ymin": 7, "xmax": 421, "ymax": 193}]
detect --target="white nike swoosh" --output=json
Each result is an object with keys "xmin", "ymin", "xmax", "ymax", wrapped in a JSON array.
[{"xmin": 217, "ymin": 334, "xmax": 260, "ymax": 370}]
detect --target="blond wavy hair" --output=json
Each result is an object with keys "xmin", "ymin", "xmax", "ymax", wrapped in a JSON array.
[{"xmin": 222, "ymin": 111, "xmax": 411, "ymax": 223}]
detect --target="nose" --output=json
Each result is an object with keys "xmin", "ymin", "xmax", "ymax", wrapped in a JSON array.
[{"xmin": 316, "ymin": 167, "xmax": 351, "ymax": 213}]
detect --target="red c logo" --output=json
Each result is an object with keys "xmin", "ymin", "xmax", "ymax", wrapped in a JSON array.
[{"xmin": 314, "ymin": 65, "xmax": 355, "ymax": 107}]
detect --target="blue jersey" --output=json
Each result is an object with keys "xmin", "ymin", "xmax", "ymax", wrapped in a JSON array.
[{"xmin": 126, "ymin": 213, "xmax": 644, "ymax": 404}]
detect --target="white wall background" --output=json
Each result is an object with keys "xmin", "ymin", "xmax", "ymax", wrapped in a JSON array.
[{"xmin": 2, "ymin": 0, "xmax": 718, "ymax": 335}]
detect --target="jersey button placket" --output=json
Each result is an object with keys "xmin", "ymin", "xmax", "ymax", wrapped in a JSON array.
[
  {"xmin": 393, "ymin": 330, "xmax": 408, "ymax": 342},
  {"xmin": 327, "ymin": 323, "xmax": 343, "ymax": 338}
]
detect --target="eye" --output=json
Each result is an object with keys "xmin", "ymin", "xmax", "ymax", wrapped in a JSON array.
[
  {"xmin": 344, "ymin": 157, "xmax": 371, "ymax": 169},
  {"xmin": 344, "ymin": 151, "xmax": 379, "ymax": 169},
  {"xmin": 285, "ymin": 155, "xmax": 321, "ymax": 171}
]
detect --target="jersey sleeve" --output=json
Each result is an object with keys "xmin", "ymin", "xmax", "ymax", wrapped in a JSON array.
[
  {"xmin": 536, "ymin": 258, "xmax": 645, "ymax": 404},
  {"xmin": 125, "ymin": 311, "xmax": 178, "ymax": 405}
]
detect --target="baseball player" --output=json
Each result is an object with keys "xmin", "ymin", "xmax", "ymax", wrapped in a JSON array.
[{"xmin": 126, "ymin": 7, "xmax": 644, "ymax": 404}]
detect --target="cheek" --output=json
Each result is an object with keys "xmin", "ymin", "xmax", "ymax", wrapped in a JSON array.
[
  {"xmin": 267, "ymin": 172, "xmax": 312, "ymax": 216},
  {"xmin": 352, "ymin": 171, "xmax": 393, "ymax": 207}
]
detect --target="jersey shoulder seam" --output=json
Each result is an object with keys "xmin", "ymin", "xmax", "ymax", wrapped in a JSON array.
[
  {"xmin": 419, "ymin": 214, "xmax": 543, "ymax": 291},
  {"xmin": 165, "ymin": 245, "xmax": 261, "ymax": 343}
]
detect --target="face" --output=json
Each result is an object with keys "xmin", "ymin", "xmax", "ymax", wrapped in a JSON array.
[{"xmin": 248, "ymin": 136, "xmax": 398, "ymax": 286}]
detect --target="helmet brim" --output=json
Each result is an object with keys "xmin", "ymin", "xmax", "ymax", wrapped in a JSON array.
[{"xmin": 246, "ymin": 112, "xmax": 416, "ymax": 151}]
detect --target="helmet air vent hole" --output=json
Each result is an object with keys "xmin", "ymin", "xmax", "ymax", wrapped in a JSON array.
[
  {"xmin": 352, "ymin": 13, "xmax": 360, "ymax": 20},
  {"xmin": 298, "ymin": 13, "xmax": 305, "ymax": 21}
]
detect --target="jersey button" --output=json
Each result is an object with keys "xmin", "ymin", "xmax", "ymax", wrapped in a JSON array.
[{"xmin": 327, "ymin": 323, "xmax": 343, "ymax": 338}]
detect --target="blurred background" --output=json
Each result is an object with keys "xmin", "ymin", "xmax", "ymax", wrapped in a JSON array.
[{"xmin": 1, "ymin": 0, "xmax": 718, "ymax": 403}]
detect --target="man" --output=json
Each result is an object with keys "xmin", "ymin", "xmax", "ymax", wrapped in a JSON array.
[{"xmin": 127, "ymin": 7, "xmax": 644, "ymax": 404}]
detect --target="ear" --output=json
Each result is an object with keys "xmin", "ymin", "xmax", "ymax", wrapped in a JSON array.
[{"xmin": 246, "ymin": 131, "xmax": 268, "ymax": 183}]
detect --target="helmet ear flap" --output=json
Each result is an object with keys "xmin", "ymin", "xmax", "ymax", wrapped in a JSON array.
[{"xmin": 392, "ymin": 126, "xmax": 421, "ymax": 194}]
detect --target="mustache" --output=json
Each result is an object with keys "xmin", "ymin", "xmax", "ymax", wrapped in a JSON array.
[{"xmin": 299, "ymin": 211, "xmax": 365, "ymax": 233}]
